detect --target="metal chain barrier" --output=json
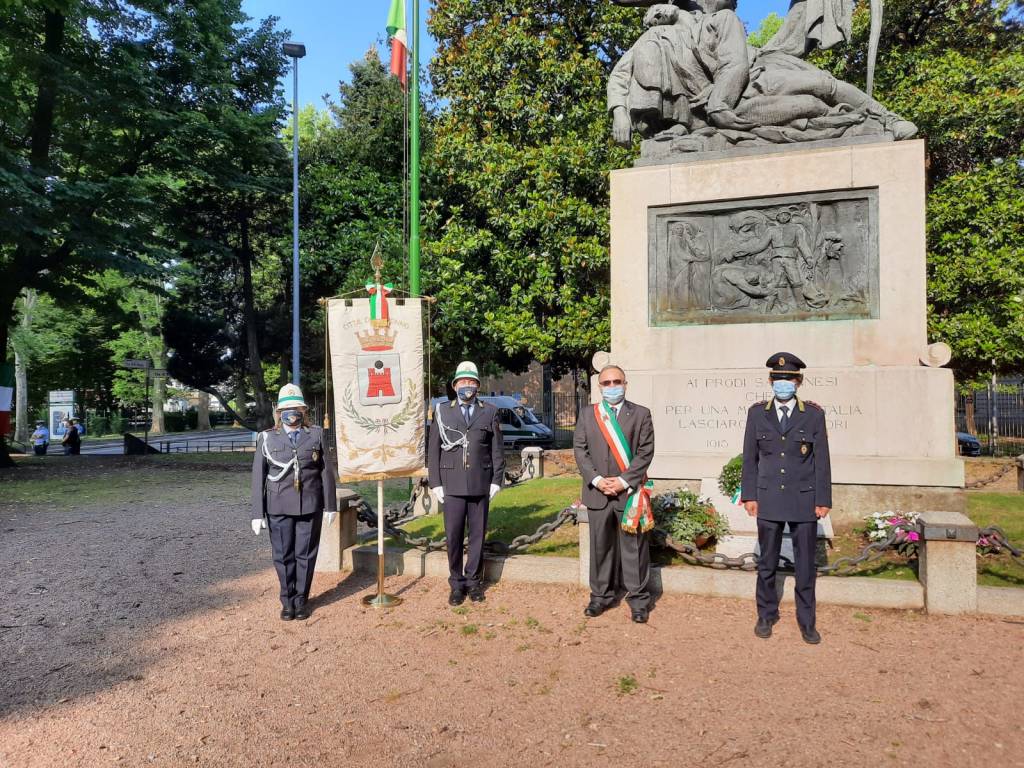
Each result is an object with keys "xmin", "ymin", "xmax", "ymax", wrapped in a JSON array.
[
  {"xmin": 354, "ymin": 478, "xmax": 578, "ymax": 554},
  {"xmin": 504, "ymin": 453, "xmax": 536, "ymax": 486},
  {"xmin": 978, "ymin": 526, "xmax": 1024, "ymax": 560},
  {"xmin": 653, "ymin": 529, "xmax": 905, "ymax": 575},
  {"xmin": 966, "ymin": 463, "xmax": 1014, "ymax": 489}
]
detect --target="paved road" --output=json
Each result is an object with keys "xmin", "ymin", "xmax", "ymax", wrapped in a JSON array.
[{"xmin": 42, "ymin": 428, "xmax": 255, "ymax": 456}]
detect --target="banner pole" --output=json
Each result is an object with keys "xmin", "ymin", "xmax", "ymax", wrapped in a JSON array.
[{"xmin": 363, "ymin": 478, "xmax": 402, "ymax": 607}]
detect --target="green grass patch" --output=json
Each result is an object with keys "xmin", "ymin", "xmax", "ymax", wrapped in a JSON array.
[
  {"xmin": 344, "ymin": 478, "xmax": 419, "ymax": 506},
  {"xmin": 0, "ymin": 468, "xmax": 247, "ymax": 507},
  {"xmin": 152, "ymin": 451, "xmax": 254, "ymax": 464},
  {"xmin": 388, "ymin": 477, "xmax": 581, "ymax": 556},
  {"xmin": 616, "ymin": 674, "xmax": 638, "ymax": 696},
  {"xmin": 969, "ymin": 492, "xmax": 1024, "ymax": 588}
]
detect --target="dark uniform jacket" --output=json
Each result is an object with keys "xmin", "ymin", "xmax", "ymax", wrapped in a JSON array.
[
  {"xmin": 740, "ymin": 398, "xmax": 832, "ymax": 523},
  {"xmin": 251, "ymin": 425, "xmax": 338, "ymax": 519},
  {"xmin": 427, "ymin": 399, "xmax": 505, "ymax": 497},
  {"xmin": 573, "ymin": 400, "xmax": 655, "ymax": 511}
]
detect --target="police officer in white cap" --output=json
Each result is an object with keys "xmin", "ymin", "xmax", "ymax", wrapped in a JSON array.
[
  {"xmin": 251, "ymin": 383, "xmax": 338, "ymax": 621},
  {"xmin": 427, "ymin": 362, "xmax": 505, "ymax": 605}
]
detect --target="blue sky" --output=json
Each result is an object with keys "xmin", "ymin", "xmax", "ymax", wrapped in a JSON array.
[{"xmin": 241, "ymin": 0, "xmax": 792, "ymax": 112}]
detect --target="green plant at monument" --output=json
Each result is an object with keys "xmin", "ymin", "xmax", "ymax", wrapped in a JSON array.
[
  {"xmin": 718, "ymin": 454, "xmax": 743, "ymax": 498},
  {"xmin": 652, "ymin": 488, "xmax": 730, "ymax": 547}
]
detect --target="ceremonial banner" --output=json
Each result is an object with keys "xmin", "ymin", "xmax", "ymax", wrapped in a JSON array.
[{"xmin": 327, "ymin": 292, "xmax": 425, "ymax": 481}]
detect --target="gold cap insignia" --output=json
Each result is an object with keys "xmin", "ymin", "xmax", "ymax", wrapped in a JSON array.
[{"xmin": 778, "ymin": 356, "xmax": 786, "ymax": 366}]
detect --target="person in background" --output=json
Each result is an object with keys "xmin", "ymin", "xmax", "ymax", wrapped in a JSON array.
[
  {"xmin": 31, "ymin": 421, "xmax": 49, "ymax": 456},
  {"xmin": 61, "ymin": 418, "xmax": 81, "ymax": 455}
]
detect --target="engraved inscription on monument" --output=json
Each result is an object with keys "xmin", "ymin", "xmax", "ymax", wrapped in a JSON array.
[{"xmin": 649, "ymin": 190, "xmax": 879, "ymax": 326}]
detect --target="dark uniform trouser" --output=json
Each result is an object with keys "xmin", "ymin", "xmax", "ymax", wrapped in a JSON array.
[
  {"xmin": 756, "ymin": 519, "xmax": 817, "ymax": 628},
  {"xmin": 588, "ymin": 504, "xmax": 651, "ymax": 611},
  {"xmin": 268, "ymin": 512, "xmax": 322, "ymax": 608},
  {"xmin": 443, "ymin": 495, "xmax": 489, "ymax": 591}
]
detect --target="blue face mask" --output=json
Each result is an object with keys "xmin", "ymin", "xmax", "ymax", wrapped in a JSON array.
[
  {"xmin": 602, "ymin": 385, "xmax": 625, "ymax": 405},
  {"xmin": 772, "ymin": 380, "xmax": 797, "ymax": 401},
  {"xmin": 281, "ymin": 409, "xmax": 302, "ymax": 426},
  {"xmin": 457, "ymin": 385, "xmax": 478, "ymax": 402}
]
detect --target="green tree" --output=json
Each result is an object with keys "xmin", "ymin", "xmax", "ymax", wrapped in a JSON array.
[
  {"xmin": 747, "ymin": 12, "xmax": 783, "ymax": 47},
  {"xmin": 427, "ymin": 1, "xmax": 642, "ymax": 378}
]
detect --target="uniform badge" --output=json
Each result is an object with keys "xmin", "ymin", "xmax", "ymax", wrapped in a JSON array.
[
  {"xmin": 800, "ymin": 443, "xmax": 809, "ymax": 455},
  {"xmin": 778, "ymin": 355, "xmax": 786, "ymax": 366},
  {"xmin": 312, "ymin": 449, "xmax": 320, "ymax": 463}
]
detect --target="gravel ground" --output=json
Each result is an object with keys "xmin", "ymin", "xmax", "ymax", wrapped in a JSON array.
[{"xmin": 1, "ymin": 460, "xmax": 1023, "ymax": 767}]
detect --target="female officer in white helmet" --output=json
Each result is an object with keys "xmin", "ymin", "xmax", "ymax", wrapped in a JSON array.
[{"xmin": 251, "ymin": 384, "xmax": 338, "ymax": 620}]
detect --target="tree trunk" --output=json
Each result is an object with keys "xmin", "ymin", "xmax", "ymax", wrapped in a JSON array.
[
  {"xmin": 14, "ymin": 350, "xmax": 29, "ymax": 443},
  {"xmin": 196, "ymin": 390, "xmax": 211, "ymax": 431},
  {"xmin": 233, "ymin": 379, "xmax": 248, "ymax": 427},
  {"xmin": 964, "ymin": 394, "xmax": 977, "ymax": 437},
  {"xmin": 149, "ymin": 345, "xmax": 168, "ymax": 434},
  {"xmin": 239, "ymin": 213, "xmax": 273, "ymax": 430}
]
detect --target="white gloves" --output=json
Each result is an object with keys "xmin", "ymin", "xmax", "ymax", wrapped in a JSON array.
[
  {"xmin": 251, "ymin": 518, "xmax": 266, "ymax": 535},
  {"xmin": 324, "ymin": 510, "xmax": 337, "ymax": 526},
  {"xmin": 432, "ymin": 486, "xmax": 445, "ymax": 504},
  {"xmin": 489, "ymin": 483, "xmax": 501, "ymax": 500}
]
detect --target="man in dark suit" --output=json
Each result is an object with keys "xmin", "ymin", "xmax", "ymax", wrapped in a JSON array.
[
  {"xmin": 427, "ymin": 361, "xmax": 505, "ymax": 606},
  {"xmin": 251, "ymin": 384, "xmax": 338, "ymax": 621},
  {"xmin": 740, "ymin": 353, "xmax": 832, "ymax": 644},
  {"xmin": 573, "ymin": 364, "xmax": 656, "ymax": 623}
]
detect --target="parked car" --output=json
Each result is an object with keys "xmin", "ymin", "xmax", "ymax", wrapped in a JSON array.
[
  {"xmin": 956, "ymin": 431, "xmax": 982, "ymax": 457},
  {"xmin": 427, "ymin": 395, "xmax": 553, "ymax": 449}
]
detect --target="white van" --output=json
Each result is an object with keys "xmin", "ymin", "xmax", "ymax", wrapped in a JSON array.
[{"xmin": 427, "ymin": 395, "xmax": 553, "ymax": 449}]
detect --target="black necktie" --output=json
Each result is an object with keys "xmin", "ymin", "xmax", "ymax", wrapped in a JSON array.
[
  {"xmin": 288, "ymin": 430, "xmax": 299, "ymax": 447},
  {"xmin": 779, "ymin": 405, "xmax": 790, "ymax": 432},
  {"xmin": 461, "ymin": 404, "xmax": 471, "ymax": 424}
]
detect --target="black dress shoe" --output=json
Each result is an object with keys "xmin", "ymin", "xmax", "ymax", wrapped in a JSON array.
[
  {"xmin": 754, "ymin": 616, "xmax": 778, "ymax": 639},
  {"xmin": 800, "ymin": 625, "xmax": 821, "ymax": 644},
  {"xmin": 583, "ymin": 602, "xmax": 605, "ymax": 618},
  {"xmin": 293, "ymin": 602, "xmax": 310, "ymax": 620},
  {"xmin": 448, "ymin": 589, "xmax": 466, "ymax": 606},
  {"xmin": 631, "ymin": 609, "xmax": 649, "ymax": 624},
  {"xmin": 468, "ymin": 586, "xmax": 486, "ymax": 603},
  {"xmin": 280, "ymin": 606, "xmax": 295, "ymax": 621}
]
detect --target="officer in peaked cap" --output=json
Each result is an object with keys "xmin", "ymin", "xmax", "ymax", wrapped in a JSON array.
[
  {"xmin": 427, "ymin": 361, "xmax": 505, "ymax": 606},
  {"xmin": 740, "ymin": 353, "xmax": 832, "ymax": 644},
  {"xmin": 251, "ymin": 383, "xmax": 338, "ymax": 621}
]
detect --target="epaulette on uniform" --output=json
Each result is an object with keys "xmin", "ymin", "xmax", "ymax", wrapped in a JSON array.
[
  {"xmin": 803, "ymin": 400, "xmax": 823, "ymax": 410},
  {"xmin": 757, "ymin": 400, "xmax": 770, "ymax": 410}
]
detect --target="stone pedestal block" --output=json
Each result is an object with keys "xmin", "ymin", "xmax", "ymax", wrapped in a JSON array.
[
  {"xmin": 521, "ymin": 447, "xmax": 545, "ymax": 479},
  {"xmin": 917, "ymin": 510, "xmax": 978, "ymax": 615},
  {"xmin": 577, "ymin": 508, "xmax": 592, "ymax": 588},
  {"xmin": 315, "ymin": 488, "xmax": 359, "ymax": 573}
]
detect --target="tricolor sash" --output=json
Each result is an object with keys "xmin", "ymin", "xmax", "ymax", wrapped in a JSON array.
[{"xmin": 593, "ymin": 402, "xmax": 654, "ymax": 534}]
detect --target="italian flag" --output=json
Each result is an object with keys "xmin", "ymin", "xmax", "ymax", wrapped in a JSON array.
[
  {"xmin": 386, "ymin": 0, "xmax": 408, "ymax": 90},
  {"xmin": 0, "ymin": 362, "xmax": 13, "ymax": 435}
]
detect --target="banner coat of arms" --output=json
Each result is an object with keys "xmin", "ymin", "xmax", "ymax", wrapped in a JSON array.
[{"xmin": 327, "ymin": 290, "xmax": 426, "ymax": 481}]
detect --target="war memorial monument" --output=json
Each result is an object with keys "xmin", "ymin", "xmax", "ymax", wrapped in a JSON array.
[{"xmin": 600, "ymin": 0, "xmax": 964, "ymax": 528}]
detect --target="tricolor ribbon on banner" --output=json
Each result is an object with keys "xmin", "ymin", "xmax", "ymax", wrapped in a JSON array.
[
  {"xmin": 365, "ymin": 282, "xmax": 394, "ymax": 327},
  {"xmin": 593, "ymin": 401, "xmax": 654, "ymax": 534}
]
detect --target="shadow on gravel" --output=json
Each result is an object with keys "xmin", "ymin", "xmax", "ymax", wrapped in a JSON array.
[{"xmin": 0, "ymin": 458, "xmax": 296, "ymax": 719}]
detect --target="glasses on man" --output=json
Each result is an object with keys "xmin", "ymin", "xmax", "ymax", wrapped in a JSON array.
[{"xmin": 599, "ymin": 378, "xmax": 624, "ymax": 386}]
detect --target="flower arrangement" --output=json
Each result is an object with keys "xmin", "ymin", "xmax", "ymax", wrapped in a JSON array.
[
  {"xmin": 652, "ymin": 488, "xmax": 731, "ymax": 547},
  {"xmin": 862, "ymin": 511, "xmax": 921, "ymax": 555},
  {"xmin": 718, "ymin": 454, "xmax": 743, "ymax": 499}
]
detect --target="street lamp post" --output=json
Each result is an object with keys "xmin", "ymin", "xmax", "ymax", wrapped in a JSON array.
[{"xmin": 283, "ymin": 41, "xmax": 306, "ymax": 385}]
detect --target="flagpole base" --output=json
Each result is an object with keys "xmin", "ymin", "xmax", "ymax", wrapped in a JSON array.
[{"xmin": 361, "ymin": 592, "xmax": 403, "ymax": 608}]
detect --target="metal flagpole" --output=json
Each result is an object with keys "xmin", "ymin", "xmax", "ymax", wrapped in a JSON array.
[
  {"xmin": 409, "ymin": 0, "xmax": 421, "ymax": 296},
  {"xmin": 363, "ymin": 478, "xmax": 402, "ymax": 607}
]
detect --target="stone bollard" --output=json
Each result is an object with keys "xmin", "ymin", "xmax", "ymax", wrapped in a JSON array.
[
  {"xmin": 577, "ymin": 507, "xmax": 591, "ymax": 588},
  {"xmin": 1016, "ymin": 454, "xmax": 1024, "ymax": 492},
  {"xmin": 411, "ymin": 478, "xmax": 435, "ymax": 517},
  {"xmin": 521, "ymin": 447, "xmax": 544, "ymax": 480},
  {"xmin": 916, "ymin": 511, "xmax": 978, "ymax": 615},
  {"xmin": 315, "ymin": 488, "xmax": 360, "ymax": 572}
]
